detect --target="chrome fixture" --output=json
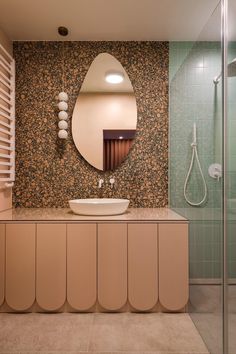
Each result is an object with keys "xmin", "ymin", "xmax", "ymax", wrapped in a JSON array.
[
  {"xmin": 213, "ymin": 57, "xmax": 236, "ymax": 84},
  {"xmin": 109, "ymin": 177, "xmax": 115, "ymax": 189},
  {"xmin": 208, "ymin": 163, "xmax": 222, "ymax": 181},
  {"xmin": 184, "ymin": 123, "xmax": 207, "ymax": 206},
  {"xmin": 98, "ymin": 178, "xmax": 104, "ymax": 188}
]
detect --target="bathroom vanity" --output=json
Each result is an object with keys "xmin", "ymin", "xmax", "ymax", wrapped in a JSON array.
[{"xmin": 0, "ymin": 208, "xmax": 188, "ymax": 313}]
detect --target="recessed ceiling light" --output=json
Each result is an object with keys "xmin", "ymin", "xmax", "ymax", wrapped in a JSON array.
[
  {"xmin": 119, "ymin": 136, "xmax": 123, "ymax": 139},
  {"xmin": 105, "ymin": 72, "xmax": 124, "ymax": 84}
]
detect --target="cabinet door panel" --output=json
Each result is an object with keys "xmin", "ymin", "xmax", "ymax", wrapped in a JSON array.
[
  {"xmin": 159, "ymin": 223, "xmax": 188, "ymax": 311},
  {"xmin": 128, "ymin": 224, "xmax": 158, "ymax": 311},
  {"xmin": 0, "ymin": 224, "xmax": 5, "ymax": 306},
  {"xmin": 6, "ymin": 224, "xmax": 35, "ymax": 311},
  {"xmin": 98, "ymin": 224, "xmax": 127, "ymax": 310},
  {"xmin": 67, "ymin": 224, "xmax": 97, "ymax": 311},
  {"xmin": 36, "ymin": 224, "xmax": 66, "ymax": 311}
]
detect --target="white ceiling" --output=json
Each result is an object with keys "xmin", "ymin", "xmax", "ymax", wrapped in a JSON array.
[{"xmin": 0, "ymin": 0, "xmax": 222, "ymax": 41}]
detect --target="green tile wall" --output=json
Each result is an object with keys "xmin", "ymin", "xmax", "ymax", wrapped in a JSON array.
[
  {"xmin": 227, "ymin": 42, "xmax": 236, "ymax": 279},
  {"xmin": 169, "ymin": 41, "xmax": 223, "ymax": 280}
]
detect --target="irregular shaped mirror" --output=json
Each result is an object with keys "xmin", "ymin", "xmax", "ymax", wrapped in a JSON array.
[{"xmin": 72, "ymin": 53, "xmax": 137, "ymax": 171}]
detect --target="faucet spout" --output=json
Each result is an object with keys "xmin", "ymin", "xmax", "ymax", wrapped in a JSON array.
[{"xmin": 98, "ymin": 178, "xmax": 104, "ymax": 188}]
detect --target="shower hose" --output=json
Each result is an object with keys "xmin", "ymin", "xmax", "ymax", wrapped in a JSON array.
[{"xmin": 183, "ymin": 124, "xmax": 207, "ymax": 206}]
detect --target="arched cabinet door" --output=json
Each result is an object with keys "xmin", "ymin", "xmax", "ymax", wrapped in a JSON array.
[
  {"xmin": 36, "ymin": 224, "xmax": 66, "ymax": 311},
  {"xmin": 67, "ymin": 224, "xmax": 97, "ymax": 311},
  {"xmin": 6, "ymin": 224, "xmax": 35, "ymax": 311},
  {"xmin": 128, "ymin": 224, "xmax": 158, "ymax": 311},
  {"xmin": 159, "ymin": 223, "xmax": 189, "ymax": 311},
  {"xmin": 0, "ymin": 224, "xmax": 5, "ymax": 306},
  {"xmin": 98, "ymin": 223, "xmax": 127, "ymax": 311}
]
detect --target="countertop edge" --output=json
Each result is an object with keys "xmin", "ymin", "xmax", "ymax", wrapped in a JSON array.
[{"xmin": 0, "ymin": 207, "xmax": 188, "ymax": 222}]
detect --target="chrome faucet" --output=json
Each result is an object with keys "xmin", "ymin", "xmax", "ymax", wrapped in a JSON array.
[
  {"xmin": 98, "ymin": 178, "xmax": 104, "ymax": 188},
  {"xmin": 109, "ymin": 177, "xmax": 115, "ymax": 189}
]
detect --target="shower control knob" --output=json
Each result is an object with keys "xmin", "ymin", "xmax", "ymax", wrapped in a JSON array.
[{"xmin": 208, "ymin": 163, "xmax": 222, "ymax": 181}]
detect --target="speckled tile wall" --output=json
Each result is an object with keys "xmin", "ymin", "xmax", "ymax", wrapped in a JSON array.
[{"xmin": 13, "ymin": 41, "xmax": 168, "ymax": 208}]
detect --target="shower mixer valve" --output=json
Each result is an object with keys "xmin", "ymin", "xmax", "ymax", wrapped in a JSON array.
[{"xmin": 208, "ymin": 163, "xmax": 222, "ymax": 181}]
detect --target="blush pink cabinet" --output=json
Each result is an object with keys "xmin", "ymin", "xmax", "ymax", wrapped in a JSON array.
[
  {"xmin": 5, "ymin": 224, "xmax": 36, "ymax": 311},
  {"xmin": 128, "ymin": 224, "xmax": 158, "ymax": 311},
  {"xmin": 36, "ymin": 224, "xmax": 66, "ymax": 311},
  {"xmin": 67, "ymin": 224, "xmax": 97, "ymax": 311},
  {"xmin": 0, "ymin": 221, "xmax": 188, "ymax": 312},
  {"xmin": 98, "ymin": 223, "xmax": 127, "ymax": 311},
  {"xmin": 159, "ymin": 223, "xmax": 189, "ymax": 311}
]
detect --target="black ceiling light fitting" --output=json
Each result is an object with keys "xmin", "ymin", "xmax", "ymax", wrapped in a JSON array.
[{"xmin": 58, "ymin": 26, "xmax": 69, "ymax": 36}]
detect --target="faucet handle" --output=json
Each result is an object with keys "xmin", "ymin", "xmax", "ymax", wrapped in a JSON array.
[
  {"xmin": 109, "ymin": 177, "xmax": 115, "ymax": 189},
  {"xmin": 98, "ymin": 178, "xmax": 104, "ymax": 188}
]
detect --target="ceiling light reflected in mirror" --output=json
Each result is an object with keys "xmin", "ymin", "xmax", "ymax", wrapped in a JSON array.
[{"xmin": 105, "ymin": 72, "xmax": 124, "ymax": 84}]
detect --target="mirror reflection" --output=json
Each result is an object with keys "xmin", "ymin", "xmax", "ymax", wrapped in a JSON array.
[{"xmin": 72, "ymin": 53, "xmax": 137, "ymax": 171}]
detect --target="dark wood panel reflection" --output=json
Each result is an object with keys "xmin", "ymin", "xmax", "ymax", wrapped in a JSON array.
[{"xmin": 103, "ymin": 130, "xmax": 135, "ymax": 171}]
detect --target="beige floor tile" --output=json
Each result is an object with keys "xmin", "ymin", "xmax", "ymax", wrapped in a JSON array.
[
  {"xmin": 189, "ymin": 285, "xmax": 222, "ymax": 313},
  {"xmin": 0, "ymin": 312, "xmax": 209, "ymax": 354},
  {"xmin": 0, "ymin": 313, "xmax": 93, "ymax": 352},
  {"xmin": 88, "ymin": 313, "xmax": 209, "ymax": 353},
  {"xmin": 88, "ymin": 313, "xmax": 127, "ymax": 352},
  {"xmin": 228, "ymin": 313, "xmax": 236, "ymax": 354},
  {"xmin": 190, "ymin": 312, "xmax": 223, "ymax": 354}
]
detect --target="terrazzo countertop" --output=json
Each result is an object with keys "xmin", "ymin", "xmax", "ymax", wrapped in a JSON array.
[{"xmin": 0, "ymin": 208, "xmax": 187, "ymax": 222}]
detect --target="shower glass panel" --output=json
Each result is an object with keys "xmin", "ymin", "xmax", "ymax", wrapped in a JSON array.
[
  {"xmin": 227, "ymin": 1, "xmax": 236, "ymax": 353},
  {"xmin": 169, "ymin": 2, "xmax": 223, "ymax": 354}
]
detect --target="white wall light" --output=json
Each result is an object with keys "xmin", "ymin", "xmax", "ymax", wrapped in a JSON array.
[
  {"xmin": 58, "ymin": 101, "xmax": 68, "ymax": 111},
  {"xmin": 58, "ymin": 120, "xmax": 68, "ymax": 130},
  {"xmin": 58, "ymin": 91, "xmax": 68, "ymax": 102},
  {"xmin": 58, "ymin": 110, "xmax": 68, "ymax": 120},
  {"xmin": 57, "ymin": 91, "xmax": 69, "ymax": 139},
  {"xmin": 58, "ymin": 129, "xmax": 68, "ymax": 139}
]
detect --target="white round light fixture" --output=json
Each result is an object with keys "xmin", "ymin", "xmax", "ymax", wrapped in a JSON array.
[
  {"xmin": 58, "ymin": 101, "xmax": 68, "ymax": 111},
  {"xmin": 57, "ymin": 91, "xmax": 69, "ymax": 140},
  {"xmin": 58, "ymin": 110, "xmax": 68, "ymax": 120},
  {"xmin": 58, "ymin": 120, "xmax": 68, "ymax": 130},
  {"xmin": 58, "ymin": 129, "xmax": 68, "ymax": 139},
  {"xmin": 105, "ymin": 71, "xmax": 124, "ymax": 84},
  {"xmin": 58, "ymin": 91, "xmax": 69, "ymax": 102}
]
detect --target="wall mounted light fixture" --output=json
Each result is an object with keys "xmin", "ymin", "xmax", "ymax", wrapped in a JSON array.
[
  {"xmin": 58, "ymin": 91, "xmax": 69, "ymax": 139},
  {"xmin": 57, "ymin": 41, "xmax": 69, "ymax": 140}
]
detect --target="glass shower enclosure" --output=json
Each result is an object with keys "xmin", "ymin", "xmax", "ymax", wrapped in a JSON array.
[
  {"xmin": 227, "ymin": 1, "xmax": 236, "ymax": 353},
  {"xmin": 169, "ymin": 0, "xmax": 236, "ymax": 353}
]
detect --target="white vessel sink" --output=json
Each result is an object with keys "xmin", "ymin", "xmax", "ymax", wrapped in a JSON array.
[{"xmin": 69, "ymin": 198, "xmax": 130, "ymax": 216}]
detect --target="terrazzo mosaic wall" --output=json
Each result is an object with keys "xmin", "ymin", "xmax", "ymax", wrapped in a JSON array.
[{"xmin": 13, "ymin": 42, "xmax": 168, "ymax": 207}]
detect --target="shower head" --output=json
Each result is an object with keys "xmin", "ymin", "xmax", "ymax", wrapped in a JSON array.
[{"xmin": 213, "ymin": 57, "xmax": 236, "ymax": 84}]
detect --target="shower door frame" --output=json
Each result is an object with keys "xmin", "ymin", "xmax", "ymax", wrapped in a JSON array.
[{"xmin": 222, "ymin": 0, "xmax": 228, "ymax": 353}]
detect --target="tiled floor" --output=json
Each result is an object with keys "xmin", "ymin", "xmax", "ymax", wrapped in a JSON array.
[
  {"xmin": 189, "ymin": 284, "xmax": 236, "ymax": 354},
  {"xmin": 0, "ymin": 312, "xmax": 209, "ymax": 354}
]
